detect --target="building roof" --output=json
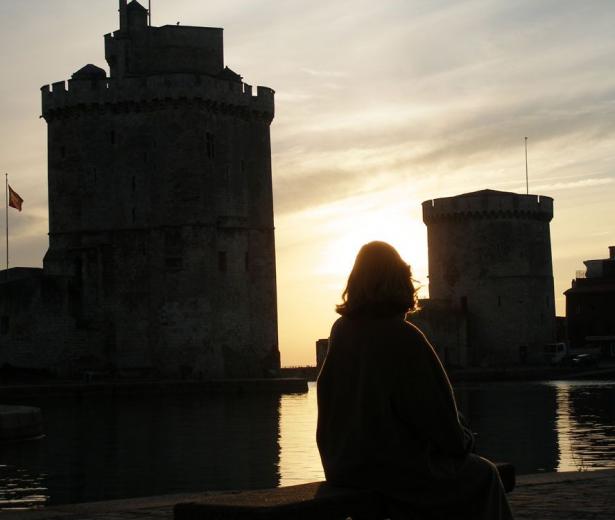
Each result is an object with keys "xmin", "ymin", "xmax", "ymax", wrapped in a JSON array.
[{"xmin": 564, "ymin": 279, "xmax": 615, "ymax": 295}]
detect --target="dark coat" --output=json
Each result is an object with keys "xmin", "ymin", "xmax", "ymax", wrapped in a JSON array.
[{"xmin": 317, "ymin": 315, "xmax": 513, "ymax": 519}]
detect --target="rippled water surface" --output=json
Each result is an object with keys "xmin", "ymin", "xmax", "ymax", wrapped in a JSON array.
[{"xmin": 1, "ymin": 380, "xmax": 615, "ymax": 508}]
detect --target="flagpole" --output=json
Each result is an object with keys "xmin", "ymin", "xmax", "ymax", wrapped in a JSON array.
[
  {"xmin": 524, "ymin": 137, "xmax": 529, "ymax": 195},
  {"xmin": 5, "ymin": 173, "xmax": 8, "ymax": 280}
]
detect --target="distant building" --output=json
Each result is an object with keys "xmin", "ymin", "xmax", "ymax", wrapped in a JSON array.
[
  {"xmin": 0, "ymin": 0, "xmax": 279, "ymax": 378},
  {"xmin": 411, "ymin": 189, "xmax": 556, "ymax": 366},
  {"xmin": 564, "ymin": 246, "xmax": 615, "ymax": 356},
  {"xmin": 555, "ymin": 316, "xmax": 568, "ymax": 344}
]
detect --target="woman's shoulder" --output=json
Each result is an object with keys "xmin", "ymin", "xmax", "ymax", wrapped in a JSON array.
[
  {"xmin": 331, "ymin": 315, "xmax": 426, "ymax": 342},
  {"xmin": 394, "ymin": 319, "xmax": 429, "ymax": 346},
  {"xmin": 326, "ymin": 316, "xmax": 435, "ymax": 369},
  {"xmin": 329, "ymin": 316, "xmax": 346, "ymax": 338},
  {"xmin": 401, "ymin": 318, "xmax": 428, "ymax": 340},
  {"xmin": 376, "ymin": 319, "xmax": 434, "ymax": 364}
]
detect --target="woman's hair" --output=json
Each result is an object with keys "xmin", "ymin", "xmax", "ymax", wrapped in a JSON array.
[{"xmin": 336, "ymin": 241, "xmax": 418, "ymax": 317}]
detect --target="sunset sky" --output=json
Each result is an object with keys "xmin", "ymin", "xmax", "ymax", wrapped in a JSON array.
[{"xmin": 1, "ymin": 1, "xmax": 614, "ymax": 366}]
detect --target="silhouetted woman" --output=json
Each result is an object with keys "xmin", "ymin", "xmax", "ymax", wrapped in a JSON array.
[{"xmin": 317, "ymin": 241, "xmax": 513, "ymax": 519}]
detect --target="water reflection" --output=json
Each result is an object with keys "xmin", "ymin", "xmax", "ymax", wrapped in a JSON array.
[
  {"xmin": 550, "ymin": 381, "xmax": 615, "ymax": 472},
  {"xmin": 1, "ymin": 392, "xmax": 281, "ymax": 507},
  {"xmin": 457, "ymin": 381, "xmax": 615, "ymax": 474},
  {"xmin": 457, "ymin": 383, "xmax": 559, "ymax": 473},
  {"xmin": 2, "ymin": 381, "xmax": 615, "ymax": 507},
  {"xmin": 0, "ymin": 464, "xmax": 47, "ymax": 508},
  {"xmin": 277, "ymin": 381, "xmax": 615, "ymax": 479},
  {"xmin": 278, "ymin": 387, "xmax": 323, "ymax": 486}
]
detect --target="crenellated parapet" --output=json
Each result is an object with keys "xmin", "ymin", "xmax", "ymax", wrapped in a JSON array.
[
  {"xmin": 41, "ymin": 73, "xmax": 275, "ymax": 122},
  {"xmin": 422, "ymin": 189, "xmax": 553, "ymax": 223}
]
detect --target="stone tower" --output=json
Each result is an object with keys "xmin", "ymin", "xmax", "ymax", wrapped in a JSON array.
[
  {"xmin": 422, "ymin": 190, "xmax": 555, "ymax": 366},
  {"xmin": 36, "ymin": 0, "xmax": 279, "ymax": 377}
]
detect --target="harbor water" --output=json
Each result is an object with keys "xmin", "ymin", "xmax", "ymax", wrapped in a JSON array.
[{"xmin": 1, "ymin": 380, "xmax": 615, "ymax": 508}]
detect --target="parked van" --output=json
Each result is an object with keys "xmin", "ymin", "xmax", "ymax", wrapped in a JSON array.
[{"xmin": 543, "ymin": 342, "xmax": 568, "ymax": 365}]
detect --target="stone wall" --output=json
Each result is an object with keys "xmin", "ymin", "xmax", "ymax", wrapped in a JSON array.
[
  {"xmin": 0, "ymin": 269, "xmax": 104, "ymax": 376},
  {"xmin": 408, "ymin": 298, "xmax": 469, "ymax": 367}
]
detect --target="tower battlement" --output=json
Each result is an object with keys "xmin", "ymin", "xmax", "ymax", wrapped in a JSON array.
[
  {"xmin": 422, "ymin": 189, "xmax": 553, "ymax": 223},
  {"xmin": 41, "ymin": 74, "xmax": 274, "ymax": 121}
]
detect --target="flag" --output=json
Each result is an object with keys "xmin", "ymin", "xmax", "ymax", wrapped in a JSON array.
[{"xmin": 8, "ymin": 185, "xmax": 23, "ymax": 212}]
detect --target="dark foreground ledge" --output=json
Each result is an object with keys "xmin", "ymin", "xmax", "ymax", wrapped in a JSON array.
[
  {"xmin": 174, "ymin": 463, "xmax": 515, "ymax": 520},
  {"xmin": 6, "ymin": 469, "xmax": 615, "ymax": 520},
  {"xmin": 0, "ymin": 378, "xmax": 308, "ymax": 399}
]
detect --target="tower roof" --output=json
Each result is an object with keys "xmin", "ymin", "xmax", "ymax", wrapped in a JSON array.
[
  {"xmin": 127, "ymin": 0, "xmax": 147, "ymax": 13},
  {"xmin": 71, "ymin": 64, "xmax": 107, "ymax": 80},
  {"xmin": 217, "ymin": 66, "xmax": 243, "ymax": 82},
  {"xmin": 456, "ymin": 189, "xmax": 515, "ymax": 198},
  {"xmin": 422, "ymin": 188, "xmax": 553, "ymax": 223}
]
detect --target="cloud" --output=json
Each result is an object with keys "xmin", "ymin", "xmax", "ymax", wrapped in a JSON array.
[
  {"xmin": 300, "ymin": 68, "xmax": 347, "ymax": 79},
  {"xmin": 523, "ymin": 178, "xmax": 614, "ymax": 193}
]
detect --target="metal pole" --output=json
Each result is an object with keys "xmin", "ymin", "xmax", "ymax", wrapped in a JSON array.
[
  {"xmin": 148, "ymin": 0, "xmax": 151, "ymax": 26},
  {"xmin": 5, "ymin": 173, "xmax": 8, "ymax": 280},
  {"xmin": 524, "ymin": 137, "xmax": 529, "ymax": 195}
]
